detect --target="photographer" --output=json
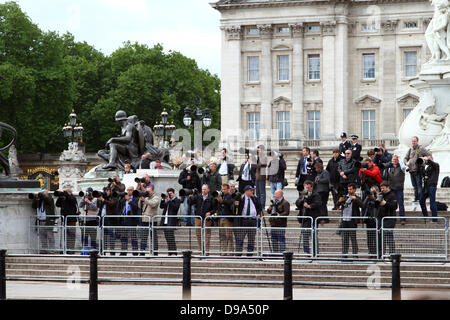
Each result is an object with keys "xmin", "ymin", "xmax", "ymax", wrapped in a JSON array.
[
  {"xmin": 267, "ymin": 152, "xmax": 286, "ymax": 200},
  {"xmin": 266, "ymin": 190, "xmax": 290, "ymax": 253},
  {"xmin": 235, "ymin": 185, "xmax": 262, "ymax": 257},
  {"xmin": 178, "ymin": 163, "xmax": 201, "ymax": 226},
  {"xmin": 55, "ymin": 189, "xmax": 78, "ymax": 254},
  {"xmin": 374, "ymin": 144, "xmax": 392, "ymax": 179},
  {"xmin": 314, "ymin": 162, "xmax": 330, "ymax": 225},
  {"xmin": 138, "ymin": 185, "xmax": 160, "ymax": 256},
  {"xmin": 118, "ymin": 186, "xmax": 140, "ymax": 256},
  {"xmin": 188, "ymin": 184, "xmax": 217, "ymax": 255},
  {"xmin": 136, "ymin": 174, "xmax": 154, "ymax": 192},
  {"xmin": 326, "ymin": 149, "xmax": 343, "ymax": 210},
  {"xmin": 98, "ymin": 187, "xmax": 120, "ymax": 256},
  {"xmin": 215, "ymin": 184, "xmax": 235, "ymax": 256},
  {"xmin": 255, "ymin": 145, "xmax": 268, "ymax": 208},
  {"xmin": 377, "ymin": 181, "xmax": 398, "ymax": 256},
  {"xmin": 362, "ymin": 186, "xmax": 381, "ymax": 258},
  {"xmin": 337, "ymin": 183, "xmax": 362, "ymax": 258},
  {"xmin": 160, "ymin": 188, "xmax": 181, "ymax": 256},
  {"xmin": 419, "ymin": 155, "xmax": 440, "ymax": 222},
  {"xmin": 31, "ymin": 190, "xmax": 56, "ymax": 254},
  {"xmin": 404, "ymin": 136, "xmax": 431, "ymax": 206},
  {"xmin": 204, "ymin": 161, "xmax": 222, "ymax": 195},
  {"xmin": 384, "ymin": 155, "xmax": 406, "ymax": 224},
  {"xmin": 107, "ymin": 176, "xmax": 125, "ymax": 194},
  {"xmin": 237, "ymin": 153, "xmax": 256, "ymax": 193},
  {"xmin": 217, "ymin": 148, "xmax": 235, "ymax": 185},
  {"xmin": 79, "ymin": 187, "xmax": 100, "ymax": 250},
  {"xmin": 295, "ymin": 147, "xmax": 314, "ymax": 193},
  {"xmin": 297, "ymin": 181, "xmax": 322, "ymax": 255}
]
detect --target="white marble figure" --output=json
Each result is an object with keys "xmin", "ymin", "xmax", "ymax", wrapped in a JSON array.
[
  {"xmin": 60, "ymin": 142, "xmax": 86, "ymax": 162},
  {"xmin": 7, "ymin": 145, "xmax": 23, "ymax": 178},
  {"xmin": 425, "ymin": 0, "xmax": 450, "ymax": 63}
]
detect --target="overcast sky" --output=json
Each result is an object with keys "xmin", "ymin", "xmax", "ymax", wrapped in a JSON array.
[{"xmin": 2, "ymin": 0, "xmax": 222, "ymax": 75}]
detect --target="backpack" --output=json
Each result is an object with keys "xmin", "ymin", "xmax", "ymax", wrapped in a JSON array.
[
  {"xmin": 441, "ymin": 176, "xmax": 450, "ymax": 188},
  {"xmin": 436, "ymin": 202, "xmax": 448, "ymax": 211}
]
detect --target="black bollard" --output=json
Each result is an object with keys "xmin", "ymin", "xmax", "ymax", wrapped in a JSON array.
[
  {"xmin": 182, "ymin": 250, "xmax": 192, "ymax": 300},
  {"xmin": 89, "ymin": 250, "xmax": 99, "ymax": 301},
  {"xmin": 391, "ymin": 254, "xmax": 401, "ymax": 300},
  {"xmin": 0, "ymin": 249, "xmax": 6, "ymax": 300},
  {"xmin": 283, "ymin": 251, "xmax": 293, "ymax": 301}
]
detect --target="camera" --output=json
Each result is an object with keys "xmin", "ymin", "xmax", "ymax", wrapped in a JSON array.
[
  {"xmin": 92, "ymin": 190, "xmax": 107, "ymax": 198},
  {"xmin": 135, "ymin": 177, "xmax": 146, "ymax": 184},
  {"xmin": 355, "ymin": 161, "xmax": 369, "ymax": 169},
  {"xmin": 112, "ymin": 191, "xmax": 127, "ymax": 198},
  {"xmin": 108, "ymin": 177, "xmax": 115, "ymax": 183},
  {"xmin": 54, "ymin": 190, "xmax": 68, "ymax": 198},
  {"xmin": 133, "ymin": 190, "xmax": 149, "ymax": 198},
  {"xmin": 161, "ymin": 193, "xmax": 168, "ymax": 199},
  {"xmin": 179, "ymin": 188, "xmax": 199, "ymax": 197},
  {"xmin": 268, "ymin": 150, "xmax": 283, "ymax": 158},
  {"xmin": 212, "ymin": 190, "xmax": 224, "ymax": 198},
  {"xmin": 28, "ymin": 192, "xmax": 44, "ymax": 200},
  {"xmin": 269, "ymin": 200, "xmax": 278, "ymax": 216}
]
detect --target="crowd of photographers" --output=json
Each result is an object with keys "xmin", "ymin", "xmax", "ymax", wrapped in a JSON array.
[{"xmin": 29, "ymin": 133, "xmax": 441, "ymax": 257}]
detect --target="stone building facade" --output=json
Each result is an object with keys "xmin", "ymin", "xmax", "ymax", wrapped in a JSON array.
[{"xmin": 212, "ymin": 0, "xmax": 433, "ymax": 153}]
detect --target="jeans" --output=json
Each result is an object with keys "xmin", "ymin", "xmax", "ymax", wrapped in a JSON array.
[
  {"xmin": 183, "ymin": 197, "xmax": 194, "ymax": 226},
  {"xmin": 420, "ymin": 185, "xmax": 438, "ymax": 221},
  {"xmin": 255, "ymin": 180, "xmax": 267, "ymax": 208},
  {"xmin": 392, "ymin": 189, "xmax": 405, "ymax": 221},
  {"xmin": 270, "ymin": 229, "xmax": 286, "ymax": 253},
  {"xmin": 270, "ymin": 182, "xmax": 283, "ymax": 200},
  {"xmin": 410, "ymin": 172, "xmax": 423, "ymax": 202}
]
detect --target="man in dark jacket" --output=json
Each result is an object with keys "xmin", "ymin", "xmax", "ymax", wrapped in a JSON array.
[
  {"xmin": 385, "ymin": 155, "xmax": 406, "ymax": 224},
  {"xmin": 31, "ymin": 190, "xmax": 56, "ymax": 253},
  {"xmin": 267, "ymin": 190, "xmax": 290, "ymax": 253},
  {"xmin": 204, "ymin": 162, "xmax": 222, "ymax": 195},
  {"xmin": 98, "ymin": 188, "xmax": 120, "ymax": 255},
  {"xmin": 314, "ymin": 162, "xmax": 330, "ymax": 224},
  {"xmin": 216, "ymin": 184, "xmax": 235, "ymax": 255},
  {"xmin": 295, "ymin": 147, "xmax": 314, "ymax": 193},
  {"xmin": 338, "ymin": 150, "xmax": 358, "ymax": 191},
  {"xmin": 119, "ymin": 186, "xmax": 141, "ymax": 256},
  {"xmin": 189, "ymin": 184, "xmax": 217, "ymax": 255},
  {"xmin": 377, "ymin": 181, "xmax": 398, "ymax": 256},
  {"xmin": 350, "ymin": 135, "xmax": 363, "ymax": 162},
  {"xmin": 55, "ymin": 189, "xmax": 78, "ymax": 253},
  {"xmin": 217, "ymin": 148, "xmax": 235, "ymax": 184},
  {"xmin": 326, "ymin": 149, "xmax": 342, "ymax": 209},
  {"xmin": 160, "ymin": 188, "xmax": 181, "ymax": 256},
  {"xmin": 268, "ymin": 153, "xmax": 287, "ymax": 199},
  {"xmin": 362, "ymin": 186, "xmax": 380, "ymax": 257},
  {"xmin": 419, "ymin": 155, "xmax": 440, "ymax": 222},
  {"xmin": 237, "ymin": 155, "xmax": 257, "ymax": 193},
  {"xmin": 339, "ymin": 132, "xmax": 351, "ymax": 158},
  {"xmin": 178, "ymin": 165, "xmax": 201, "ymax": 226},
  {"xmin": 235, "ymin": 185, "xmax": 262, "ymax": 256},
  {"xmin": 255, "ymin": 145, "xmax": 268, "ymax": 208},
  {"xmin": 298, "ymin": 180, "xmax": 322, "ymax": 255},
  {"xmin": 337, "ymin": 183, "xmax": 363, "ymax": 257}
]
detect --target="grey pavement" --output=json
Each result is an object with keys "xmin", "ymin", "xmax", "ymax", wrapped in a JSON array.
[{"xmin": 5, "ymin": 281, "xmax": 449, "ymax": 300}]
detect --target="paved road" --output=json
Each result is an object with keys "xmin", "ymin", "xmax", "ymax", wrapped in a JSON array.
[{"xmin": 5, "ymin": 281, "xmax": 449, "ymax": 300}]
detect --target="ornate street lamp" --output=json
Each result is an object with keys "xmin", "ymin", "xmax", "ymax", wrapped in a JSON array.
[
  {"xmin": 62, "ymin": 110, "xmax": 83, "ymax": 144},
  {"xmin": 153, "ymin": 109, "xmax": 176, "ymax": 148},
  {"xmin": 183, "ymin": 99, "xmax": 212, "ymax": 128}
]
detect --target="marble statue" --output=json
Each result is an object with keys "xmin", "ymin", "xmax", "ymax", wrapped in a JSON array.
[
  {"xmin": 8, "ymin": 145, "xmax": 23, "ymax": 178},
  {"xmin": 425, "ymin": 0, "xmax": 450, "ymax": 63},
  {"xmin": 0, "ymin": 122, "xmax": 17, "ymax": 177}
]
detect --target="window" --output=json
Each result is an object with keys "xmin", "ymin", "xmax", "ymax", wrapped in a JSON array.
[
  {"xmin": 362, "ymin": 23, "xmax": 377, "ymax": 31},
  {"xmin": 403, "ymin": 109, "xmax": 412, "ymax": 120},
  {"xmin": 277, "ymin": 112, "xmax": 290, "ymax": 140},
  {"xmin": 363, "ymin": 54, "xmax": 375, "ymax": 79},
  {"xmin": 278, "ymin": 27, "xmax": 290, "ymax": 33},
  {"xmin": 362, "ymin": 110, "xmax": 376, "ymax": 140},
  {"xmin": 248, "ymin": 28, "xmax": 260, "ymax": 35},
  {"xmin": 248, "ymin": 113, "xmax": 260, "ymax": 141},
  {"xmin": 248, "ymin": 56, "xmax": 259, "ymax": 82},
  {"xmin": 405, "ymin": 51, "xmax": 417, "ymax": 77},
  {"xmin": 307, "ymin": 25, "xmax": 321, "ymax": 33},
  {"xmin": 308, "ymin": 54, "xmax": 321, "ymax": 80},
  {"xmin": 278, "ymin": 55, "xmax": 290, "ymax": 81},
  {"xmin": 308, "ymin": 111, "xmax": 320, "ymax": 140}
]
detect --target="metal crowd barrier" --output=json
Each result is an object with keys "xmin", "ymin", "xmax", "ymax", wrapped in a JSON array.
[
  {"xmin": 101, "ymin": 216, "xmax": 151, "ymax": 256},
  {"xmin": 315, "ymin": 216, "xmax": 379, "ymax": 258},
  {"xmin": 29, "ymin": 215, "xmax": 65, "ymax": 254},
  {"xmin": 65, "ymin": 215, "xmax": 101, "ymax": 255},
  {"xmin": 260, "ymin": 216, "xmax": 313, "ymax": 258},
  {"xmin": 152, "ymin": 215, "xmax": 204, "ymax": 256},
  {"xmin": 204, "ymin": 216, "xmax": 260, "ymax": 257},
  {"xmin": 381, "ymin": 217, "xmax": 448, "ymax": 259}
]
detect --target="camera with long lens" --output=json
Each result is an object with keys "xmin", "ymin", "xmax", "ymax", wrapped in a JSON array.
[
  {"xmin": 108, "ymin": 177, "xmax": 115, "ymax": 183},
  {"xmin": 268, "ymin": 150, "xmax": 284, "ymax": 159},
  {"xmin": 179, "ymin": 188, "xmax": 199, "ymax": 197},
  {"xmin": 28, "ymin": 192, "xmax": 44, "ymax": 200},
  {"xmin": 212, "ymin": 190, "xmax": 224, "ymax": 198},
  {"xmin": 54, "ymin": 190, "xmax": 68, "ymax": 198},
  {"xmin": 92, "ymin": 190, "xmax": 107, "ymax": 198},
  {"xmin": 354, "ymin": 161, "xmax": 369, "ymax": 169},
  {"xmin": 135, "ymin": 177, "xmax": 146, "ymax": 184},
  {"xmin": 133, "ymin": 190, "xmax": 149, "ymax": 198},
  {"xmin": 161, "ymin": 193, "xmax": 167, "ymax": 199},
  {"xmin": 269, "ymin": 200, "xmax": 278, "ymax": 216},
  {"xmin": 112, "ymin": 191, "xmax": 127, "ymax": 198}
]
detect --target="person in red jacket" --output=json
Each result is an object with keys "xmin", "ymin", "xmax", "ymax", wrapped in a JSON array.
[{"xmin": 359, "ymin": 158, "xmax": 383, "ymax": 185}]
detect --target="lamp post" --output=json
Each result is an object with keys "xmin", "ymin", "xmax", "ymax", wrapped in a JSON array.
[
  {"xmin": 62, "ymin": 109, "xmax": 83, "ymax": 144},
  {"xmin": 153, "ymin": 108, "xmax": 176, "ymax": 148},
  {"xmin": 183, "ymin": 99, "xmax": 212, "ymax": 153}
]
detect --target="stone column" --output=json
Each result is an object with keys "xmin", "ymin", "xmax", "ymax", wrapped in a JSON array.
[
  {"xmin": 334, "ymin": 16, "xmax": 349, "ymax": 140},
  {"xmin": 290, "ymin": 23, "xmax": 305, "ymax": 144},
  {"xmin": 380, "ymin": 20, "xmax": 399, "ymax": 140},
  {"xmin": 258, "ymin": 24, "xmax": 274, "ymax": 141},
  {"xmin": 220, "ymin": 25, "xmax": 242, "ymax": 145},
  {"xmin": 320, "ymin": 21, "xmax": 337, "ymax": 144}
]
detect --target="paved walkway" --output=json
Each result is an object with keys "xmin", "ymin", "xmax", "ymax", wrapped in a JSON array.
[{"xmin": 4, "ymin": 281, "xmax": 449, "ymax": 300}]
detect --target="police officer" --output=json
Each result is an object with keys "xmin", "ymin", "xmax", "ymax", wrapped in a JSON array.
[
  {"xmin": 339, "ymin": 133, "xmax": 352, "ymax": 158},
  {"xmin": 350, "ymin": 135, "xmax": 363, "ymax": 162}
]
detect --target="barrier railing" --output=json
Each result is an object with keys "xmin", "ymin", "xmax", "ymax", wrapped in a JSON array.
[
  {"xmin": 204, "ymin": 216, "xmax": 260, "ymax": 257},
  {"xmin": 102, "ymin": 216, "xmax": 151, "ymax": 256},
  {"xmin": 315, "ymin": 216, "xmax": 379, "ymax": 258},
  {"xmin": 29, "ymin": 216, "xmax": 65, "ymax": 254},
  {"xmin": 65, "ymin": 216, "xmax": 101, "ymax": 255},
  {"xmin": 381, "ymin": 217, "xmax": 448, "ymax": 259},
  {"xmin": 152, "ymin": 215, "xmax": 204, "ymax": 256},
  {"xmin": 260, "ymin": 216, "xmax": 313, "ymax": 258}
]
